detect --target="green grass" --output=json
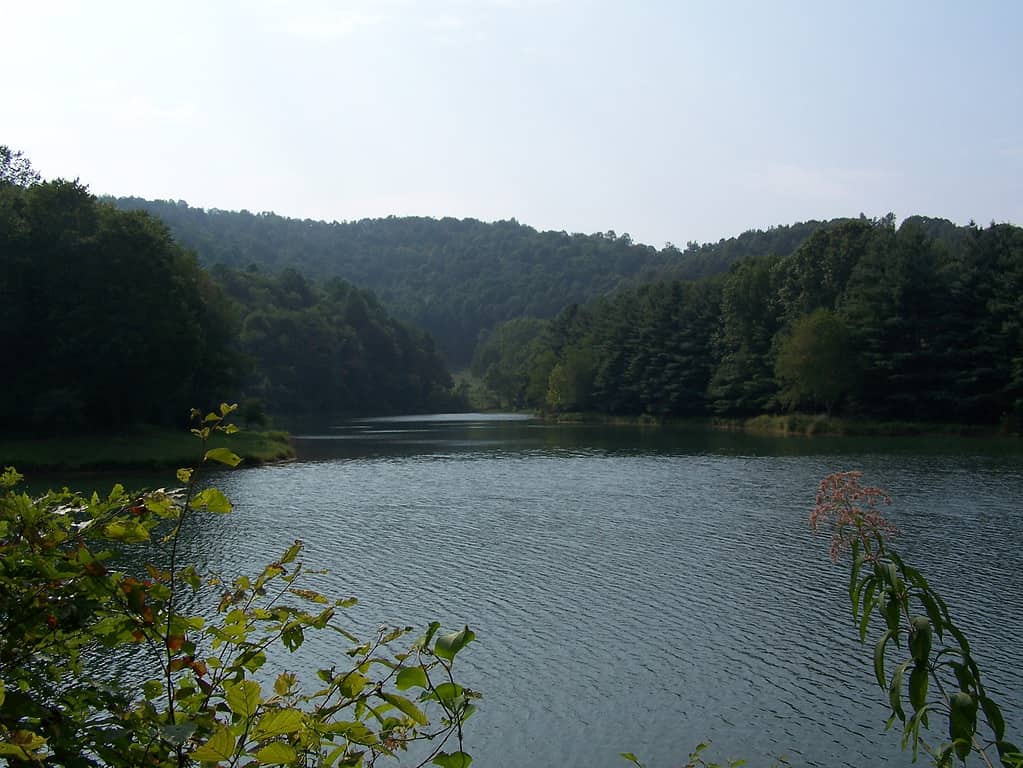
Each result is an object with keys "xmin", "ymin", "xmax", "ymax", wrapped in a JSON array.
[{"xmin": 0, "ymin": 426, "xmax": 294, "ymax": 472}]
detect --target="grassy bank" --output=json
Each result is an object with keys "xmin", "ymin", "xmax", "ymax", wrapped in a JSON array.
[
  {"xmin": 537, "ymin": 410, "xmax": 1015, "ymax": 437},
  {"xmin": 0, "ymin": 427, "xmax": 295, "ymax": 472},
  {"xmin": 722, "ymin": 413, "xmax": 1008, "ymax": 438}
]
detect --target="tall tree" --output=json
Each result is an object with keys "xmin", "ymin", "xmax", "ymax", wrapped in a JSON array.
[{"xmin": 774, "ymin": 309, "xmax": 859, "ymax": 416}]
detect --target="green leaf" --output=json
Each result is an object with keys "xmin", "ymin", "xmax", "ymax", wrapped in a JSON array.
[
  {"xmin": 280, "ymin": 540, "xmax": 303, "ymax": 564},
  {"xmin": 338, "ymin": 671, "xmax": 368, "ymax": 699},
  {"xmin": 916, "ymin": 591, "xmax": 945, "ymax": 639},
  {"xmin": 255, "ymin": 742, "xmax": 297, "ymax": 764},
  {"xmin": 884, "ymin": 595, "xmax": 901, "ymax": 638},
  {"xmin": 874, "ymin": 629, "xmax": 894, "ymax": 690},
  {"xmin": 433, "ymin": 752, "xmax": 472, "ymax": 768},
  {"xmin": 431, "ymin": 682, "xmax": 464, "ymax": 705},
  {"xmin": 435, "ymin": 626, "xmax": 476, "ymax": 661},
  {"xmin": 103, "ymin": 519, "xmax": 150, "ymax": 543},
  {"xmin": 851, "ymin": 574, "xmax": 871, "ymax": 622},
  {"xmin": 416, "ymin": 621, "xmax": 442, "ymax": 650},
  {"xmin": 981, "ymin": 695, "xmax": 1006, "ymax": 742},
  {"xmin": 620, "ymin": 753, "xmax": 645, "ymax": 768},
  {"xmin": 205, "ymin": 447, "xmax": 243, "ymax": 468},
  {"xmin": 859, "ymin": 580, "xmax": 878, "ymax": 642},
  {"xmin": 889, "ymin": 661, "xmax": 910, "ymax": 722},
  {"xmin": 0, "ymin": 746, "xmax": 30, "ymax": 761},
  {"xmin": 143, "ymin": 679, "xmax": 164, "ymax": 700},
  {"xmin": 253, "ymin": 708, "xmax": 304, "ymax": 738},
  {"xmin": 190, "ymin": 727, "xmax": 236, "ymax": 763},
  {"xmin": 289, "ymin": 588, "xmax": 328, "ymax": 604},
  {"xmin": 275, "ymin": 673, "xmax": 296, "ymax": 696},
  {"xmin": 381, "ymin": 692, "xmax": 429, "ymax": 725},
  {"xmin": 950, "ymin": 691, "xmax": 978, "ymax": 746},
  {"xmin": 396, "ymin": 666, "xmax": 428, "ymax": 691},
  {"xmin": 193, "ymin": 488, "xmax": 233, "ymax": 514},
  {"xmin": 281, "ymin": 623, "xmax": 304, "ymax": 651},
  {"xmin": 909, "ymin": 664, "xmax": 928, "ymax": 712},
  {"xmin": 177, "ymin": 468, "xmax": 193, "ymax": 484},
  {"xmin": 160, "ymin": 723, "xmax": 197, "ymax": 747},
  {"xmin": 225, "ymin": 679, "xmax": 262, "ymax": 719},
  {"xmin": 996, "ymin": 741, "xmax": 1023, "ymax": 766}
]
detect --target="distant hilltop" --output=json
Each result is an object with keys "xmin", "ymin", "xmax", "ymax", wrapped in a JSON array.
[{"xmin": 108, "ymin": 196, "xmax": 841, "ymax": 364}]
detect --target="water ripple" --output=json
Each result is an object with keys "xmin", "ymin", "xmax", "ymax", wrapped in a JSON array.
[{"xmin": 183, "ymin": 423, "xmax": 1023, "ymax": 768}]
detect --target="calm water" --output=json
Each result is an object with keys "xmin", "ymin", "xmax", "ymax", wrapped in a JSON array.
[{"xmin": 143, "ymin": 417, "xmax": 1023, "ymax": 766}]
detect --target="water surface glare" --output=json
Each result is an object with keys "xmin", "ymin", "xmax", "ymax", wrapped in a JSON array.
[{"xmin": 201, "ymin": 416, "xmax": 1023, "ymax": 767}]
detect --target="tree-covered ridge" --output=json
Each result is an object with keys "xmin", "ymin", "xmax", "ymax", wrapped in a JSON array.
[
  {"xmin": 212, "ymin": 266, "xmax": 455, "ymax": 417},
  {"xmin": 108, "ymin": 197, "xmax": 829, "ymax": 364},
  {"xmin": 1, "ymin": 179, "xmax": 241, "ymax": 432},
  {"xmin": 473, "ymin": 216, "xmax": 1023, "ymax": 427},
  {"xmin": 1, "ymin": 151, "xmax": 459, "ymax": 433}
]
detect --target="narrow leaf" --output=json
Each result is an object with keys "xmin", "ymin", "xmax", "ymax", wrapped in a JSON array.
[
  {"xmin": 381, "ymin": 692, "xmax": 429, "ymax": 725},
  {"xmin": 874, "ymin": 629, "xmax": 894, "ymax": 690},
  {"xmin": 981, "ymin": 696, "xmax": 1006, "ymax": 742}
]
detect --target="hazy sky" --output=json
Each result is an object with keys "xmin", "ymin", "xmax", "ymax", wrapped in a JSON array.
[{"xmin": 5, "ymin": 0, "xmax": 1021, "ymax": 247}]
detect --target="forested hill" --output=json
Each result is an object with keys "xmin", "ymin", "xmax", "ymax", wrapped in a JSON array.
[
  {"xmin": 471, "ymin": 216, "xmax": 1023, "ymax": 427},
  {"xmin": 0, "ymin": 159, "xmax": 459, "ymax": 433},
  {"xmin": 108, "ymin": 197, "xmax": 828, "ymax": 364}
]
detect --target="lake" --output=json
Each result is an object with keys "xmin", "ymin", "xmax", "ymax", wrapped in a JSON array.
[{"xmin": 181, "ymin": 414, "xmax": 1023, "ymax": 767}]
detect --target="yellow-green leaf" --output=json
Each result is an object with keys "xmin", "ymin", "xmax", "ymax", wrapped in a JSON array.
[
  {"xmin": 381, "ymin": 692, "xmax": 429, "ymax": 725},
  {"xmin": 395, "ymin": 667, "xmax": 428, "ymax": 691},
  {"xmin": 254, "ymin": 742, "xmax": 297, "ymax": 764},
  {"xmin": 338, "ymin": 672, "xmax": 368, "ymax": 699},
  {"xmin": 193, "ymin": 488, "xmax": 233, "ymax": 514},
  {"xmin": 102, "ymin": 519, "xmax": 150, "ymax": 543},
  {"xmin": 190, "ymin": 727, "xmax": 236, "ymax": 763},
  {"xmin": 205, "ymin": 447, "xmax": 243, "ymax": 468},
  {"xmin": 252, "ymin": 708, "xmax": 304, "ymax": 739},
  {"xmin": 177, "ymin": 468, "xmax": 193, "ymax": 484},
  {"xmin": 225, "ymin": 679, "xmax": 262, "ymax": 719},
  {"xmin": 274, "ymin": 672, "xmax": 296, "ymax": 696}
]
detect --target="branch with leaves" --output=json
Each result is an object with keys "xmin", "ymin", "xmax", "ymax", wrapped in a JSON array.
[
  {"xmin": 813, "ymin": 471, "xmax": 1022, "ymax": 768},
  {"xmin": 0, "ymin": 404, "xmax": 478, "ymax": 767}
]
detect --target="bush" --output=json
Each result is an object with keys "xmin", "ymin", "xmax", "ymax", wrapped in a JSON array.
[{"xmin": 0, "ymin": 405, "xmax": 477, "ymax": 767}]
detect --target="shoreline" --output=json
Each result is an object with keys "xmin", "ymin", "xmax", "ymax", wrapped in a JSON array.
[
  {"xmin": 0, "ymin": 427, "xmax": 295, "ymax": 473},
  {"xmin": 535, "ymin": 411, "xmax": 1017, "ymax": 438}
]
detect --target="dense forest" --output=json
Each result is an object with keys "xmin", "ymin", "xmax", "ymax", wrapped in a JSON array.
[
  {"xmin": 109, "ymin": 197, "xmax": 828, "ymax": 365},
  {"xmin": 211, "ymin": 265, "xmax": 454, "ymax": 417},
  {"xmin": 1, "ymin": 150, "xmax": 457, "ymax": 433},
  {"xmin": 8, "ymin": 146, "xmax": 1022, "ymax": 432},
  {"xmin": 472, "ymin": 216, "xmax": 1023, "ymax": 428}
]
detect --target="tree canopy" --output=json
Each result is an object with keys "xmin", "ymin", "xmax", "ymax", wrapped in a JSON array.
[
  {"xmin": 1, "ymin": 179, "xmax": 240, "ymax": 432},
  {"xmin": 107, "ymin": 198, "xmax": 829, "ymax": 365},
  {"xmin": 472, "ymin": 216, "xmax": 1023, "ymax": 428}
]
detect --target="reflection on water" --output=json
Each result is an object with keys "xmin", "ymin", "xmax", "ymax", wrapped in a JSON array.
[{"xmin": 50, "ymin": 416, "xmax": 1023, "ymax": 767}]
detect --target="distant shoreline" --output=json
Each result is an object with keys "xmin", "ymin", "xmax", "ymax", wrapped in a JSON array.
[{"xmin": 535, "ymin": 411, "xmax": 1017, "ymax": 438}]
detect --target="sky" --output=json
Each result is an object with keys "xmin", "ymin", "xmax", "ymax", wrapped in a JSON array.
[{"xmin": 4, "ymin": 0, "xmax": 1021, "ymax": 248}]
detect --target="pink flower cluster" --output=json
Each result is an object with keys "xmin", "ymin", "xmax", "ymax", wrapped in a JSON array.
[{"xmin": 811, "ymin": 471, "xmax": 898, "ymax": 562}]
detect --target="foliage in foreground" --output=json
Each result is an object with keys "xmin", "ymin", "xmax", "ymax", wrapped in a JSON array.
[
  {"xmin": 813, "ymin": 471, "xmax": 1022, "ymax": 768},
  {"xmin": 2, "ymin": 405, "xmax": 1020, "ymax": 767},
  {"xmin": 0, "ymin": 405, "xmax": 477, "ymax": 767}
]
